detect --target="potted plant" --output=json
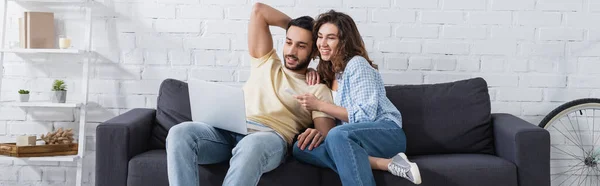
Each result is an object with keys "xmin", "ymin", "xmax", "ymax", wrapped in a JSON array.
[
  {"xmin": 18, "ymin": 89, "xmax": 29, "ymax": 102},
  {"xmin": 51, "ymin": 80, "xmax": 67, "ymax": 103}
]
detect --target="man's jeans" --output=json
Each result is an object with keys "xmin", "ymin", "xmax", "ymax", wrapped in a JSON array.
[
  {"xmin": 166, "ymin": 121, "xmax": 287, "ymax": 186},
  {"xmin": 293, "ymin": 120, "xmax": 406, "ymax": 186}
]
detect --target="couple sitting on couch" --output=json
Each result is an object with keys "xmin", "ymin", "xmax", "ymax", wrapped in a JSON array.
[{"xmin": 166, "ymin": 3, "xmax": 421, "ymax": 186}]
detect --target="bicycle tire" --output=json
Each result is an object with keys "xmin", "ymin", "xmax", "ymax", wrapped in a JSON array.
[{"xmin": 539, "ymin": 98, "xmax": 600, "ymax": 129}]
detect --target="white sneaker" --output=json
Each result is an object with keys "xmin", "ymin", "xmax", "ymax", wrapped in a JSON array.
[{"xmin": 387, "ymin": 152, "xmax": 422, "ymax": 185}]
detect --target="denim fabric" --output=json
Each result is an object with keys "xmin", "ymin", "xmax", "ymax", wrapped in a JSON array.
[
  {"xmin": 293, "ymin": 120, "xmax": 406, "ymax": 186},
  {"xmin": 166, "ymin": 121, "xmax": 287, "ymax": 186}
]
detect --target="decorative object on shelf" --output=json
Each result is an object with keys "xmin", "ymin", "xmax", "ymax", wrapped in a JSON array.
[
  {"xmin": 19, "ymin": 11, "xmax": 55, "ymax": 49},
  {"xmin": 59, "ymin": 35, "xmax": 71, "ymax": 49},
  {"xmin": 16, "ymin": 135, "xmax": 36, "ymax": 146},
  {"xmin": 51, "ymin": 79, "xmax": 67, "ymax": 103},
  {"xmin": 0, "ymin": 143, "xmax": 77, "ymax": 157},
  {"xmin": 18, "ymin": 89, "xmax": 30, "ymax": 102},
  {"xmin": 40, "ymin": 128, "xmax": 74, "ymax": 145}
]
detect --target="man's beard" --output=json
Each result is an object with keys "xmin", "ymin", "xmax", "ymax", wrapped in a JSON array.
[{"xmin": 284, "ymin": 54, "xmax": 311, "ymax": 71}]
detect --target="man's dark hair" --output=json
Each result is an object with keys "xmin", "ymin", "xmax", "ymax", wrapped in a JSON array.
[{"xmin": 286, "ymin": 16, "xmax": 314, "ymax": 33}]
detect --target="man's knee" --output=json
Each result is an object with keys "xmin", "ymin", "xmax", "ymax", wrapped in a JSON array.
[
  {"xmin": 232, "ymin": 133, "xmax": 284, "ymax": 160},
  {"xmin": 166, "ymin": 122, "xmax": 212, "ymax": 149}
]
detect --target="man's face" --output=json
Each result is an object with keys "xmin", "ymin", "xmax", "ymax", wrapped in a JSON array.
[{"xmin": 283, "ymin": 26, "xmax": 314, "ymax": 71}]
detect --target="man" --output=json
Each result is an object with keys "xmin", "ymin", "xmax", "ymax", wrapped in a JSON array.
[{"xmin": 165, "ymin": 3, "xmax": 336, "ymax": 186}]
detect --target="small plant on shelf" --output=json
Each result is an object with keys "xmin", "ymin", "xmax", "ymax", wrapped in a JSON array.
[
  {"xmin": 18, "ymin": 89, "xmax": 29, "ymax": 102},
  {"xmin": 51, "ymin": 80, "xmax": 67, "ymax": 103}
]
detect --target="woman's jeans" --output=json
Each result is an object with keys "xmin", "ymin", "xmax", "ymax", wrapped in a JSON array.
[{"xmin": 293, "ymin": 120, "xmax": 407, "ymax": 186}]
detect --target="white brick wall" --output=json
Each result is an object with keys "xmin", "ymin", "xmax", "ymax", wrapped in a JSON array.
[{"xmin": 3, "ymin": 0, "xmax": 600, "ymax": 185}]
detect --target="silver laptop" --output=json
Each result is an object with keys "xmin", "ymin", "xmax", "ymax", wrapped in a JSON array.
[{"xmin": 187, "ymin": 80, "xmax": 273, "ymax": 135}]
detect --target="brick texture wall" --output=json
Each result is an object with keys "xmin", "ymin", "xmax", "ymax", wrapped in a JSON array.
[{"xmin": 1, "ymin": 0, "xmax": 599, "ymax": 185}]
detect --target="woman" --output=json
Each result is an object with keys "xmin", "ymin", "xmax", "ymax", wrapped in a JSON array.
[{"xmin": 293, "ymin": 10, "xmax": 422, "ymax": 185}]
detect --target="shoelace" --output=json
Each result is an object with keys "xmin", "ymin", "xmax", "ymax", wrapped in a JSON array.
[{"xmin": 388, "ymin": 163, "xmax": 409, "ymax": 178}]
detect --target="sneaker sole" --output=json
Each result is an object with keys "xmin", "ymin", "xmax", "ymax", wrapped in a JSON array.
[{"xmin": 399, "ymin": 153, "xmax": 422, "ymax": 185}]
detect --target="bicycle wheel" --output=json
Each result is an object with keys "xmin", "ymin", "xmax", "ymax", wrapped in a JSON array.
[{"xmin": 539, "ymin": 98, "xmax": 600, "ymax": 186}]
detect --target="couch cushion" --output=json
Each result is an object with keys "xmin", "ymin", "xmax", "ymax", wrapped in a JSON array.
[
  {"xmin": 128, "ymin": 150, "xmax": 169, "ymax": 186},
  {"xmin": 200, "ymin": 157, "xmax": 321, "ymax": 186},
  {"xmin": 127, "ymin": 150, "xmax": 321, "ymax": 186},
  {"xmin": 385, "ymin": 77, "xmax": 494, "ymax": 155},
  {"xmin": 320, "ymin": 154, "xmax": 517, "ymax": 186},
  {"xmin": 150, "ymin": 79, "xmax": 192, "ymax": 149}
]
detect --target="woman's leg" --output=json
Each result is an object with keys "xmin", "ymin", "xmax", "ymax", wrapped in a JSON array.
[
  {"xmin": 369, "ymin": 156, "xmax": 392, "ymax": 171},
  {"xmin": 325, "ymin": 120, "xmax": 420, "ymax": 186},
  {"xmin": 293, "ymin": 139, "xmax": 337, "ymax": 171}
]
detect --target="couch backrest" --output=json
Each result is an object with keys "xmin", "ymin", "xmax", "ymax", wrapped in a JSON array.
[
  {"xmin": 149, "ymin": 78, "xmax": 495, "ymax": 156},
  {"xmin": 385, "ymin": 77, "xmax": 495, "ymax": 156},
  {"xmin": 149, "ymin": 79, "xmax": 192, "ymax": 150}
]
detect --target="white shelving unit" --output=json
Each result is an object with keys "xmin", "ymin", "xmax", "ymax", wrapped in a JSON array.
[{"xmin": 0, "ymin": 0, "xmax": 92, "ymax": 186}]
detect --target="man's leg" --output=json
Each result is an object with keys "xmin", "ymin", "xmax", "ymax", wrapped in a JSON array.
[
  {"xmin": 223, "ymin": 131, "xmax": 287, "ymax": 186},
  {"xmin": 166, "ymin": 121, "xmax": 235, "ymax": 186},
  {"xmin": 325, "ymin": 121, "xmax": 407, "ymax": 186}
]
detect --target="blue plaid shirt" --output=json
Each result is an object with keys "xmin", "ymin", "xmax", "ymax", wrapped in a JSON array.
[{"xmin": 333, "ymin": 56, "xmax": 403, "ymax": 127}]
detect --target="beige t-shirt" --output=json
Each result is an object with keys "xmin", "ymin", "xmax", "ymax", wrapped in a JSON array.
[{"xmin": 243, "ymin": 49, "xmax": 334, "ymax": 145}]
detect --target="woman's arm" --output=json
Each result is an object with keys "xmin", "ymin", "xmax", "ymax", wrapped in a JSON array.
[
  {"xmin": 295, "ymin": 94, "xmax": 349, "ymax": 122},
  {"xmin": 344, "ymin": 57, "xmax": 382, "ymax": 123},
  {"xmin": 317, "ymin": 101, "xmax": 349, "ymax": 123}
]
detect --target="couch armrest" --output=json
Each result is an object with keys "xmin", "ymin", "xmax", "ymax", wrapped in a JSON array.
[
  {"xmin": 96, "ymin": 108, "xmax": 156, "ymax": 186},
  {"xmin": 493, "ymin": 113, "xmax": 550, "ymax": 186}
]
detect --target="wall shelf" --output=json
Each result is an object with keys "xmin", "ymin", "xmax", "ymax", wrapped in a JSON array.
[
  {"xmin": 0, "ymin": 154, "xmax": 79, "ymax": 161},
  {"xmin": 1, "ymin": 101, "xmax": 81, "ymax": 108},
  {"xmin": 0, "ymin": 48, "xmax": 84, "ymax": 54}
]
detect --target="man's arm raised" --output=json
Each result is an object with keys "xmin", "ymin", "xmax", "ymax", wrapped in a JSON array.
[{"xmin": 248, "ymin": 3, "xmax": 291, "ymax": 59}]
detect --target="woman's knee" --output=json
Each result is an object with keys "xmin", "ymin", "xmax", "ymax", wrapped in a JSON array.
[
  {"xmin": 292, "ymin": 141, "xmax": 311, "ymax": 158},
  {"xmin": 326, "ymin": 126, "xmax": 351, "ymax": 144}
]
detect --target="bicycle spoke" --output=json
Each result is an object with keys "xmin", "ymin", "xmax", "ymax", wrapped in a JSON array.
[
  {"xmin": 553, "ymin": 123, "xmax": 587, "ymax": 153},
  {"xmin": 568, "ymin": 113, "xmax": 588, "ymax": 157},
  {"xmin": 574, "ymin": 112, "xmax": 592, "ymax": 157},
  {"xmin": 593, "ymin": 109, "xmax": 600, "ymax": 152},
  {"xmin": 552, "ymin": 145, "xmax": 584, "ymax": 161},
  {"xmin": 552, "ymin": 124, "xmax": 588, "ymax": 156},
  {"xmin": 557, "ymin": 118, "xmax": 587, "ymax": 152},
  {"xmin": 593, "ymin": 167, "xmax": 600, "ymax": 184},
  {"xmin": 557, "ymin": 165, "xmax": 587, "ymax": 178},
  {"xmin": 570, "ymin": 165, "xmax": 588, "ymax": 186},
  {"xmin": 588, "ymin": 109, "xmax": 596, "ymax": 154},
  {"xmin": 553, "ymin": 162, "xmax": 585, "ymax": 182},
  {"xmin": 561, "ymin": 165, "xmax": 587, "ymax": 186},
  {"xmin": 578, "ymin": 166, "xmax": 590, "ymax": 186}
]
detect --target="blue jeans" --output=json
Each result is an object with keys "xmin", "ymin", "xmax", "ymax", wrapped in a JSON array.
[
  {"xmin": 166, "ymin": 121, "xmax": 287, "ymax": 186},
  {"xmin": 293, "ymin": 120, "xmax": 406, "ymax": 186}
]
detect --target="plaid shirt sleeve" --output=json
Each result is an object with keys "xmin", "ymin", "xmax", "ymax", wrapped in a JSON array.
[{"xmin": 345, "ymin": 57, "xmax": 381, "ymax": 123}]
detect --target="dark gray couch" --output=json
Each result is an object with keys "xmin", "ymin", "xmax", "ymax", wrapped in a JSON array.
[{"xmin": 96, "ymin": 77, "xmax": 550, "ymax": 186}]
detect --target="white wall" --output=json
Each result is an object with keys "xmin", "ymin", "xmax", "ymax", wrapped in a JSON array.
[{"xmin": 1, "ymin": 0, "xmax": 599, "ymax": 185}]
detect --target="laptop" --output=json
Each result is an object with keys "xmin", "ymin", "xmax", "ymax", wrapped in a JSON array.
[{"xmin": 187, "ymin": 80, "xmax": 273, "ymax": 135}]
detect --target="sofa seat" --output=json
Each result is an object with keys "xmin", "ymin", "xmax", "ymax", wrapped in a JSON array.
[
  {"xmin": 126, "ymin": 150, "xmax": 321, "ymax": 186},
  {"xmin": 127, "ymin": 150, "xmax": 517, "ymax": 186},
  {"xmin": 319, "ymin": 154, "xmax": 517, "ymax": 186}
]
